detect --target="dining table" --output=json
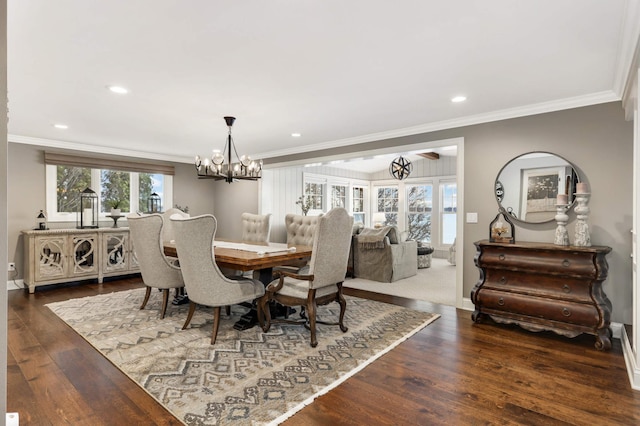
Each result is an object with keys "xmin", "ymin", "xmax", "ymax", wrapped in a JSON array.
[{"xmin": 164, "ymin": 239, "xmax": 312, "ymax": 329}]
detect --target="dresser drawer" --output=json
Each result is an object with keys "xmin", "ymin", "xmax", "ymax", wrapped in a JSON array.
[
  {"xmin": 479, "ymin": 246, "xmax": 596, "ymax": 277},
  {"xmin": 483, "ymin": 269, "xmax": 592, "ymax": 302},
  {"xmin": 477, "ymin": 289, "xmax": 599, "ymax": 327}
]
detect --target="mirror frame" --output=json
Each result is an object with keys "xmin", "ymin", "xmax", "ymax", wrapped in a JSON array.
[{"xmin": 495, "ymin": 151, "xmax": 580, "ymax": 224}]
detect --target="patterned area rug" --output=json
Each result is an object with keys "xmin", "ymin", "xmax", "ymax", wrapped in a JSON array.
[{"xmin": 46, "ymin": 289, "xmax": 439, "ymax": 425}]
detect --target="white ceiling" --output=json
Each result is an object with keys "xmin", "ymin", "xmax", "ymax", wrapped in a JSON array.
[{"xmin": 6, "ymin": 1, "xmax": 637, "ymax": 166}]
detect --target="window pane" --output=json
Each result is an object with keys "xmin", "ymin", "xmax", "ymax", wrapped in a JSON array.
[
  {"xmin": 305, "ymin": 182, "xmax": 324, "ymax": 211},
  {"xmin": 331, "ymin": 185, "xmax": 346, "ymax": 208},
  {"xmin": 139, "ymin": 173, "xmax": 164, "ymax": 212},
  {"xmin": 57, "ymin": 165, "xmax": 91, "ymax": 213},
  {"xmin": 406, "ymin": 184, "xmax": 433, "ymax": 243},
  {"xmin": 442, "ymin": 183, "xmax": 457, "ymax": 212},
  {"xmin": 442, "ymin": 213, "xmax": 457, "ymax": 244},
  {"xmin": 101, "ymin": 170, "xmax": 130, "ymax": 213}
]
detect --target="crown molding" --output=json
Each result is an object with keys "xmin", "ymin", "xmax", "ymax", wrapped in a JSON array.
[
  {"xmin": 8, "ymin": 134, "xmax": 195, "ymax": 164},
  {"xmin": 614, "ymin": 0, "xmax": 640, "ymax": 99},
  {"xmin": 256, "ymin": 91, "xmax": 619, "ymax": 159},
  {"xmin": 9, "ymin": 90, "xmax": 619, "ymax": 164}
]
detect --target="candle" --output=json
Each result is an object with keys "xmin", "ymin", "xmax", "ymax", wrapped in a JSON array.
[
  {"xmin": 557, "ymin": 194, "xmax": 568, "ymax": 205},
  {"xmin": 576, "ymin": 182, "xmax": 588, "ymax": 194}
]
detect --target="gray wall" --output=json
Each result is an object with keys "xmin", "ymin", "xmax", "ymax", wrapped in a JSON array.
[
  {"xmin": 265, "ymin": 102, "xmax": 633, "ymax": 324},
  {"xmin": 6, "ymin": 144, "xmax": 217, "ymax": 280},
  {"xmin": 6, "ymin": 102, "xmax": 634, "ymax": 325}
]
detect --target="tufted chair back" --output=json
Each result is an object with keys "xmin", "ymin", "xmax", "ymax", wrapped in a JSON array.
[
  {"xmin": 284, "ymin": 214, "xmax": 322, "ymax": 246},
  {"xmin": 241, "ymin": 212, "xmax": 271, "ymax": 243}
]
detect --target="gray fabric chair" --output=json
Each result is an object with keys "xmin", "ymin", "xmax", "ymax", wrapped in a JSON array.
[
  {"xmin": 170, "ymin": 214, "xmax": 265, "ymax": 345},
  {"xmin": 241, "ymin": 212, "xmax": 271, "ymax": 242},
  {"xmin": 258, "ymin": 207, "xmax": 354, "ymax": 347},
  {"xmin": 162, "ymin": 208, "xmax": 190, "ymax": 244},
  {"xmin": 127, "ymin": 214, "xmax": 184, "ymax": 319}
]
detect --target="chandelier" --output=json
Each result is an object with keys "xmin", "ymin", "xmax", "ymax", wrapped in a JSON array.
[
  {"xmin": 389, "ymin": 155, "xmax": 412, "ymax": 180},
  {"xmin": 194, "ymin": 116, "xmax": 262, "ymax": 183}
]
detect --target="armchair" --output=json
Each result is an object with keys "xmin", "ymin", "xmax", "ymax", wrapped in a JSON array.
[
  {"xmin": 258, "ymin": 208, "xmax": 354, "ymax": 347},
  {"xmin": 353, "ymin": 226, "xmax": 418, "ymax": 283},
  {"xmin": 241, "ymin": 212, "xmax": 271, "ymax": 242}
]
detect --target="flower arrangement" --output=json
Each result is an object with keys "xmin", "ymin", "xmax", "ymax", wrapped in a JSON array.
[{"xmin": 296, "ymin": 195, "xmax": 312, "ymax": 216}]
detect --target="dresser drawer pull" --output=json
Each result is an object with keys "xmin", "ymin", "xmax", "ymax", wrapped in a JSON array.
[
  {"xmin": 498, "ymin": 254, "xmax": 506, "ymax": 261},
  {"xmin": 498, "ymin": 297, "xmax": 505, "ymax": 306},
  {"xmin": 562, "ymin": 308, "xmax": 571, "ymax": 317},
  {"xmin": 562, "ymin": 259, "xmax": 571, "ymax": 267},
  {"xmin": 562, "ymin": 284, "xmax": 571, "ymax": 293},
  {"xmin": 499, "ymin": 276, "xmax": 507, "ymax": 284}
]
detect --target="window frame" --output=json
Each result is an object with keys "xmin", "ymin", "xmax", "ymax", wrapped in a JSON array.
[{"xmin": 46, "ymin": 164, "xmax": 173, "ymax": 222}]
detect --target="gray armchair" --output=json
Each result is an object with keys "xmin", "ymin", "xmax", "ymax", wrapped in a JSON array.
[
  {"xmin": 170, "ymin": 214, "xmax": 265, "ymax": 344},
  {"xmin": 127, "ymin": 214, "xmax": 184, "ymax": 319},
  {"xmin": 258, "ymin": 207, "xmax": 354, "ymax": 347},
  {"xmin": 353, "ymin": 226, "xmax": 418, "ymax": 283}
]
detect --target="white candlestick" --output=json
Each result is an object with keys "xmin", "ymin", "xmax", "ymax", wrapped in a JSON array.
[
  {"xmin": 576, "ymin": 182, "xmax": 588, "ymax": 194},
  {"xmin": 556, "ymin": 194, "xmax": 568, "ymax": 205}
]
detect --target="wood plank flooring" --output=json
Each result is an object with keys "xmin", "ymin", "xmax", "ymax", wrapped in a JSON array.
[{"xmin": 7, "ymin": 276, "xmax": 640, "ymax": 425}]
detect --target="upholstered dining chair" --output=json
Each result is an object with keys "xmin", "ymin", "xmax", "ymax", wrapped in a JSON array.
[
  {"xmin": 241, "ymin": 212, "xmax": 271, "ymax": 242},
  {"xmin": 162, "ymin": 208, "xmax": 190, "ymax": 244},
  {"xmin": 258, "ymin": 207, "xmax": 354, "ymax": 347},
  {"xmin": 127, "ymin": 213, "xmax": 184, "ymax": 319},
  {"xmin": 170, "ymin": 214, "xmax": 265, "ymax": 345}
]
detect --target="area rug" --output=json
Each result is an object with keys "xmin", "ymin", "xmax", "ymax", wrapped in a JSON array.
[{"xmin": 46, "ymin": 289, "xmax": 439, "ymax": 425}]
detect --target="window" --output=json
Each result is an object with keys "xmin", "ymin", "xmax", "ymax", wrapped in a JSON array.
[
  {"xmin": 441, "ymin": 181, "xmax": 457, "ymax": 244},
  {"xmin": 304, "ymin": 182, "xmax": 324, "ymax": 212},
  {"xmin": 331, "ymin": 184, "xmax": 346, "ymax": 208},
  {"xmin": 406, "ymin": 184, "xmax": 432, "ymax": 243},
  {"xmin": 352, "ymin": 186, "xmax": 365, "ymax": 224},
  {"xmin": 46, "ymin": 165, "xmax": 173, "ymax": 221},
  {"xmin": 376, "ymin": 186, "xmax": 399, "ymax": 226}
]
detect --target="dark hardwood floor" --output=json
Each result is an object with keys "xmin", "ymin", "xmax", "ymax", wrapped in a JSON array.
[{"xmin": 7, "ymin": 276, "xmax": 640, "ymax": 425}]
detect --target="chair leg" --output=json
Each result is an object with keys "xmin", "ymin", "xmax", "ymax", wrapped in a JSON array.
[
  {"xmin": 225, "ymin": 305, "xmax": 231, "ymax": 316},
  {"xmin": 307, "ymin": 289, "xmax": 318, "ymax": 348},
  {"xmin": 211, "ymin": 306, "xmax": 221, "ymax": 345},
  {"xmin": 182, "ymin": 301, "xmax": 197, "ymax": 330},
  {"xmin": 140, "ymin": 287, "xmax": 152, "ymax": 310},
  {"xmin": 337, "ymin": 283, "xmax": 348, "ymax": 333},
  {"xmin": 160, "ymin": 289, "xmax": 170, "ymax": 319},
  {"xmin": 259, "ymin": 294, "xmax": 271, "ymax": 332}
]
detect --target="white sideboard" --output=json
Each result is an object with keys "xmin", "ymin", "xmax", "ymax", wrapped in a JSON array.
[{"xmin": 22, "ymin": 227, "xmax": 140, "ymax": 293}]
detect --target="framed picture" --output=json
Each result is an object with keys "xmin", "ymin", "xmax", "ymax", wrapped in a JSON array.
[{"xmin": 520, "ymin": 167, "xmax": 563, "ymax": 222}]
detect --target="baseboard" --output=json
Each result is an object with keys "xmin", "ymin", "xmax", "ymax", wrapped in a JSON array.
[
  {"xmin": 7, "ymin": 279, "xmax": 25, "ymax": 291},
  {"xmin": 622, "ymin": 326, "xmax": 640, "ymax": 390}
]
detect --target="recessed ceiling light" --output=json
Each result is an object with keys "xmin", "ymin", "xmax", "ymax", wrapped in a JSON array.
[
  {"xmin": 291, "ymin": 133, "xmax": 302, "ymax": 137},
  {"xmin": 107, "ymin": 85, "xmax": 129, "ymax": 94},
  {"xmin": 53, "ymin": 123, "xmax": 68, "ymax": 129},
  {"xmin": 451, "ymin": 96, "xmax": 467, "ymax": 103}
]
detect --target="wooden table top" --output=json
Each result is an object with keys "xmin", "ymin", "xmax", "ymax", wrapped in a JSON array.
[{"xmin": 164, "ymin": 240, "xmax": 312, "ymax": 272}]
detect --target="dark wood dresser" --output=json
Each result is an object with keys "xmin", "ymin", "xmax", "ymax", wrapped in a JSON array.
[{"xmin": 472, "ymin": 240, "xmax": 612, "ymax": 350}]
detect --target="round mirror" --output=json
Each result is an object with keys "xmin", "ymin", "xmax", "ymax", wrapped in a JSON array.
[{"xmin": 495, "ymin": 152, "xmax": 580, "ymax": 224}]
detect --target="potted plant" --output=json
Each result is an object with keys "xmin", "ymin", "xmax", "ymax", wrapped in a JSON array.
[
  {"xmin": 296, "ymin": 195, "xmax": 312, "ymax": 216},
  {"xmin": 108, "ymin": 200, "xmax": 122, "ymax": 216}
]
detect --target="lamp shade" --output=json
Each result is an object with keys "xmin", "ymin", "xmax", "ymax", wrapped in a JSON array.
[{"xmin": 373, "ymin": 212, "xmax": 386, "ymax": 228}]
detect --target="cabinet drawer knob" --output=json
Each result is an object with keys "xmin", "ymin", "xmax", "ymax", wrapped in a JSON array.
[
  {"xmin": 499, "ymin": 276, "xmax": 507, "ymax": 284},
  {"xmin": 498, "ymin": 254, "xmax": 506, "ymax": 261},
  {"xmin": 562, "ymin": 308, "xmax": 571, "ymax": 317},
  {"xmin": 562, "ymin": 259, "xmax": 571, "ymax": 267},
  {"xmin": 562, "ymin": 284, "xmax": 571, "ymax": 293},
  {"xmin": 498, "ymin": 297, "xmax": 505, "ymax": 306}
]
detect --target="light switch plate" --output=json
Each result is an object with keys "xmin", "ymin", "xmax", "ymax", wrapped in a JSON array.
[{"xmin": 466, "ymin": 212, "xmax": 478, "ymax": 223}]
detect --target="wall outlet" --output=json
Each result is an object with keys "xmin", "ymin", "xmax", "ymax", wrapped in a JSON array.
[{"xmin": 8, "ymin": 262, "xmax": 15, "ymax": 272}]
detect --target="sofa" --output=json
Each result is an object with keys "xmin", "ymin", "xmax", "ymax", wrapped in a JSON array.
[{"xmin": 353, "ymin": 226, "xmax": 418, "ymax": 283}]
